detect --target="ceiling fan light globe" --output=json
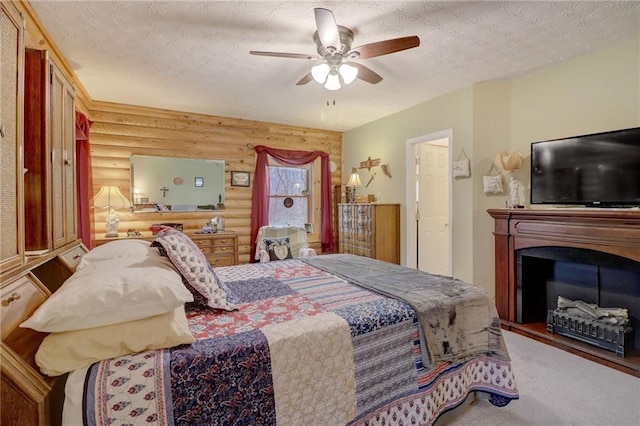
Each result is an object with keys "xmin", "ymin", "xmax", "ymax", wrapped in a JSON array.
[
  {"xmin": 324, "ymin": 73, "xmax": 341, "ymax": 91},
  {"xmin": 338, "ymin": 63, "xmax": 358, "ymax": 85},
  {"xmin": 311, "ymin": 63, "xmax": 330, "ymax": 84}
]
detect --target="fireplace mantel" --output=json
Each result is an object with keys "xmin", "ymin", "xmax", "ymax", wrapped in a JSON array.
[{"xmin": 488, "ymin": 208, "xmax": 640, "ymax": 377}]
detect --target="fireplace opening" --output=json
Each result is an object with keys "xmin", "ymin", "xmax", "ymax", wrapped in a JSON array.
[{"xmin": 516, "ymin": 247, "xmax": 640, "ymax": 352}]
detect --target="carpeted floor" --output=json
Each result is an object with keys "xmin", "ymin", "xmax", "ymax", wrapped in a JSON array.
[{"xmin": 445, "ymin": 330, "xmax": 640, "ymax": 425}]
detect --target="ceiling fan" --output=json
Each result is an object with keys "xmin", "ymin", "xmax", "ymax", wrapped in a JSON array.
[{"xmin": 249, "ymin": 8, "xmax": 420, "ymax": 91}]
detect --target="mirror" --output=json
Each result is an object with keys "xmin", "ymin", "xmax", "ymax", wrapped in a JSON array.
[{"xmin": 130, "ymin": 155, "xmax": 225, "ymax": 212}]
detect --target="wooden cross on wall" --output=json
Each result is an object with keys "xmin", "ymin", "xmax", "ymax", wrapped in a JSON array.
[
  {"xmin": 160, "ymin": 186, "xmax": 170, "ymax": 197},
  {"xmin": 359, "ymin": 157, "xmax": 380, "ymax": 171}
]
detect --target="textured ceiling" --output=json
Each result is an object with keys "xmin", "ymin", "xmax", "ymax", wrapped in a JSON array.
[{"xmin": 30, "ymin": 1, "xmax": 640, "ymax": 132}]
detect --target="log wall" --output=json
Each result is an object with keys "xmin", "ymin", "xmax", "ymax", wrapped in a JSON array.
[{"xmin": 89, "ymin": 101, "xmax": 343, "ymax": 264}]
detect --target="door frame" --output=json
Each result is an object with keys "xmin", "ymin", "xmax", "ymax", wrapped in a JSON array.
[{"xmin": 405, "ymin": 129, "xmax": 453, "ymax": 273}]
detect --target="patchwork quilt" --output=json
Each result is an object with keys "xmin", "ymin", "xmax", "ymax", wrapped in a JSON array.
[{"xmin": 79, "ymin": 255, "xmax": 518, "ymax": 425}]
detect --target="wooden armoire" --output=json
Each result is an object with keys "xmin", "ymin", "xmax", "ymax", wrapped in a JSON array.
[
  {"xmin": 24, "ymin": 48, "xmax": 78, "ymax": 252},
  {"xmin": 0, "ymin": 1, "xmax": 25, "ymax": 274},
  {"xmin": 1, "ymin": 4, "xmax": 86, "ymax": 425}
]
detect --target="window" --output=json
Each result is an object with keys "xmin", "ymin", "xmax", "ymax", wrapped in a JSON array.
[{"xmin": 268, "ymin": 163, "xmax": 312, "ymax": 228}]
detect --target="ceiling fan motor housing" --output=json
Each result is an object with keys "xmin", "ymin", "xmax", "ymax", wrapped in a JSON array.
[{"xmin": 313, "ymin": 26, "xmax": 355, "ymax": 57}]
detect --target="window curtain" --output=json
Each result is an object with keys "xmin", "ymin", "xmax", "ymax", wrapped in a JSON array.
[
  {"xmin": 250, "ymin": 145, "xmax": 334, "ymax": 261},
  {"xmin": 75, "ymin": 111, "xmax": 94, "ymax": 249}
]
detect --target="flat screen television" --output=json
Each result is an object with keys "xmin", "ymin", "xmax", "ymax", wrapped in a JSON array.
[{"xmin": 530, "ymin": 127, "xmax": 640, "ymax": 207}]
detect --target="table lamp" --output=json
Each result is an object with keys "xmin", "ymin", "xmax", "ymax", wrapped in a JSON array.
[
  {"xmin": 346, "ymin": 167, "xmax": 362, "ymax": 203},
  {"xmin": 94, "ymin": 185, "xmax": 131, "ymax": 237}
]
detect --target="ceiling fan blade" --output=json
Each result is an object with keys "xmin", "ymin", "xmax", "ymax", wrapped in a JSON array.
[
  {"xmin": 250, "ymin": 51, "xmax": 317, "ymax": 60},
  {"xmin": 354, "ymin": 36, "xmax": 420, "ymax": 59},
  {"xmin": 314, "ymin": 8, "xmax": 340, "ymax": 49},
  {"xmin": 351, "ymin": 63, "xmax": 383, "ymax": 84},
  {"xmin": 296, "ymin": 73, "xmax": 313, "ymax": 86}
]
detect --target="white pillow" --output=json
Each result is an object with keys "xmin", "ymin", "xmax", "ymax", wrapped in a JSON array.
[
  {"xmin": 21, "ymin": 257, "xmax": 193, "ymax": 332},
  {"xmin": 35, "ymin": 305, "xmax": 195, "ymax": 376},
  {"xmin": 76, "ymin": 239, "xmax": 158, "ymax": 270}
]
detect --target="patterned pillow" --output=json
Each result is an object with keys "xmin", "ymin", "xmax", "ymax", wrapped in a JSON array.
[
  {"xmin": 265, "ymin": 237, "xmax": 293, "ymax": 261},
  {"xmin": 153, "ymin": 232, "xmax": 236, "ymax": 311}
]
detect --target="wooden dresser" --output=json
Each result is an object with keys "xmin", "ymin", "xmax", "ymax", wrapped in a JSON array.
[
  {"xmin": 95, "ymin": 231, "xmax": 239, "ymax": 267},
  {"xmin": 338, "ymin": 203, "xmax": 400, "ymax": 264},
  {"xmin": 189, "ymin": 233, "xmax": 238, "ymax": 267}
]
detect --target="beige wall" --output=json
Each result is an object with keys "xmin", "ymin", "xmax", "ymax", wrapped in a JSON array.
[
  {"xmin": 343, "ymin": 87, "xmax": 474, "ymax": 278},
  {"xmin": 470, "ymin": 82, "xmax": 511, "ymax": 292},
  {"xmin": 509, "ymin": 37, "xmax": 640, "ymax": 181},
  {"xmin": 344, "ymin": 36, "xmax": 640, "ymax": 298}
]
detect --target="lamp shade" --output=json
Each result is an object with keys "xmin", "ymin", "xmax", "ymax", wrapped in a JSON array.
[
  {"xmin": 338, "ymin": 63, "xmax": 358, "ymax": 85},
  {"xmin": 324, "ymin": 72, "xmax": 341, "ymax": 91},
  {"xmin": 346, "ymin": 167, "xmax": 362, "ymax": 187},
  {"xmin": 94, "ymin": 186, "xmax": 131, "ymax": 209},
  {"xmin": 311, "ymin": 63, "xmax": 330, "ymax": 84}
]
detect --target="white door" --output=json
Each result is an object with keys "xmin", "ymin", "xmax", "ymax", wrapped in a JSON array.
[{"xmin": 417, "ymin": 142, "xmax": 450, "ymax": 274}]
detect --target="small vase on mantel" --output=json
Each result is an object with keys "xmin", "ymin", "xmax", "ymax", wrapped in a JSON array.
[{"xmin": 507, "ymin": 173, "xmax": 520, "ymax": 208}]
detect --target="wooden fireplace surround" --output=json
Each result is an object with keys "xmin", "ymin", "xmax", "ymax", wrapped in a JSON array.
[{"xmin": 488, "ymin": 208, "xmax": 640, "ymax": 377}]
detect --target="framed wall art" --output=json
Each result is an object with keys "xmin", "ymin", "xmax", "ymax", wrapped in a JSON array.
[{"xmin": 231, "ymin": 171, "xmax": 250, "ymax": 187}]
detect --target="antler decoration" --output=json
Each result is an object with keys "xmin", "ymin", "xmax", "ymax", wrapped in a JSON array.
[
  {"xmin": 381, "ymin": 164, "xmax": 392, "ymax": 178},
  {"xmin": 359, "ymin": 157, "xmax": 380, "ymax": 171}
]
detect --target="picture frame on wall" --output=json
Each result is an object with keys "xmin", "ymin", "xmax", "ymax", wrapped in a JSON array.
[{"xmin": 231, "ymin": 171, "xmax": 250, "ymax": 187}]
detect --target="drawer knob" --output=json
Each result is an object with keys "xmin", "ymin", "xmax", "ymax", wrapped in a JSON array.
[
  {"xmin": 2, "ymin": 292, "xmax": 21, "ymax": 306},
  {"xmin": 73, "ymin": 253, "xmax": 82, "ymax": 259}
]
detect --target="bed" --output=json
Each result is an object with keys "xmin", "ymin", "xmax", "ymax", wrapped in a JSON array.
[{"xmin": 20, "ymin": 228, "xmax": 518, "ymax": 425}]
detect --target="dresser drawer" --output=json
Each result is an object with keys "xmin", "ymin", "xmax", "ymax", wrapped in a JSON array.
[
  {"xmin": 212, "ymin": 237, "xmax": 234, "ymax": 247},
  {"xmin": 212, "ymin": 245, "xmax": 234, "ymax": 255},
  {"xmin": 192, "ymin": 237, "xmax": 214, "ymax": 249},
  {"xmin": 197, "ymin": 246, "xmax": 215, "ymax": 255},
  {"xmin": 58, "ymin": 244, "xmax": 88, "ymax": 271},
  {"xmin": 1, "ymin": 274, "xmax": 48, "ymax": 340},
  {"xmin": 207, "ymin": 253, "xmax": 236, "ymax": 267}
]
